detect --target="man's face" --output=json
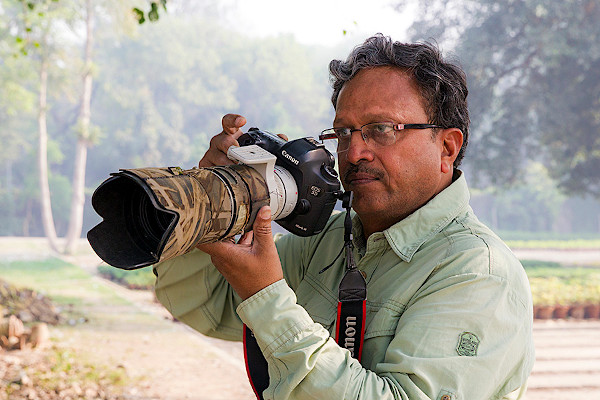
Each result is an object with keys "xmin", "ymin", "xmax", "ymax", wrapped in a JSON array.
[{"xmin": 335, "ymin": 66, "xmax": 451, "ymax": 236}]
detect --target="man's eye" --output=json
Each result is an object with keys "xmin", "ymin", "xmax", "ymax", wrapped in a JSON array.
[
  {"xmin": 371, "ymin": 124, "xmax": 390, "ymax": 133},
  {"xmin": 366, "ymin": 124, "xmax": 391, "ymax": 137},
  {"xmin": 334, "ymin": 128, "xmax": 351, "ymax": 138}
]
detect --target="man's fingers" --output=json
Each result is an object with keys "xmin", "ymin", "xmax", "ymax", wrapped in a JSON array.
[
  {"xmin": 197, "ymin": 240, "xmax": 233, "ymax": 260},
  {"xmin": 198, "ymin": 116, "xmax": 247, "ymax": 167},
  {"xmin": 198, "ymin": 148, "xmax": 235, "ymax": 167},
  {"xmin": 238, "ymin": 231, "xmax": 254, "ymax": 245},
  {"xmin": 222, "ymin": 114, "xmax": 247, "ymax": 135},
  {"xmin": 214, "ymin": 131, "xmax": 241, "ymax": 154}
]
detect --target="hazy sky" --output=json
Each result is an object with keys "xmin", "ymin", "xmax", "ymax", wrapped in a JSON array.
[{"xmin": 228, "ymin": 0, "xmax": 415, "ymax": 46}]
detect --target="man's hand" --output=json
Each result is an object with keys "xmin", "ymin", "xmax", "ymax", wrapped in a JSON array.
[
  {"xmin": 197, "ymin": 206, "xmax": 284, "ymax": 300},
  {"xmin": 198, "ymin": 114, "xmax": 247, "ymax": 168},
  {"xmin": 198, "ymin": 113, "xmax": 289, "ymax": 168}
]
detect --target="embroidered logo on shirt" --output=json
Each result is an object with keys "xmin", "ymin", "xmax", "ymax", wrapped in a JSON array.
[
  {"xmin": 437, "ymin": 390, "xmax": 455, "ymax": 400},
  {"xmin": 456, "ymin": 332, "xmax": 479, "ymax": 356}
]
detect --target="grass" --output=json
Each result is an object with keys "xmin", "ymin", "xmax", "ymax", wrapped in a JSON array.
[
  {"xmin": 0, "ymin": 258, "xmax": 129, "ymax": 309},
  {"xmin": 522, "ymin": 260, "xmax": 600, "ymax": 278},
  {"xmin": 34, "ymin": 347, "xmax": 128, "ymax": 391},
  {"xmin": 97, "ymin": 264, "xmax": 156, "ymax": 289},
  {"xmin": 496, "ymin": 231, "xmax": 600, "ymax": 249},
  {"xmin": 0, "ymin": 257, "xmax": 146, "ymax": 397},
  {"xmin": 0, "ymin": 257, "xmax": 166, "ymax": 331}
]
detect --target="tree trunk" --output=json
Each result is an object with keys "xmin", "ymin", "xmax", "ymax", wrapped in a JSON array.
[
  {"xmin": 37, "ymin": 54, "xmax": 60, "ymax": 252},
  {"xmin": 64, "ymin": 0, "xmax": 94, "ymax": 254}
]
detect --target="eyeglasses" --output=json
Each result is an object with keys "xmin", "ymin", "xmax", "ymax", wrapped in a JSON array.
[{"xmin": 319, "ymin": 122, "xmax": 442, "ymax": 153}]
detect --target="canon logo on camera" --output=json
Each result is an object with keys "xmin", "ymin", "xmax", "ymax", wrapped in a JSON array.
[{"xmin": 281, "ymin": 150, "xmax": 300, "ymax": 165}]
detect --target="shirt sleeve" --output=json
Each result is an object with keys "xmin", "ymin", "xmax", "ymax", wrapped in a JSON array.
[
  {"xmin": 237, "ymin": 254, "xmax": 534, "ymax": 400},
  {"xmin": 154, "ymin": 248, "xmax": 244, "ymax": 341},
  {"xmin": 152, "ymin": 231, "xmax": 312, "ymax": 341}
]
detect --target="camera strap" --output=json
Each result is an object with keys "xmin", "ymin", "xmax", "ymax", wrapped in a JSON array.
[
  {"xmin": 335, "ymin": 191, "xmax": 367, "ymax": 361},
  {"xmin": 243, "ymin": 191, "xmax": 367, "ymax": 400},
  {"xmin": 243, "ymin": 324, "xmax": 269, "ymax": 399}
]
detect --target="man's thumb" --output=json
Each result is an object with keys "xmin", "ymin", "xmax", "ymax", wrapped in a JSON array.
[{"xmin": 252, "ymin": 206, "xmax": 273, "ymax": 241}]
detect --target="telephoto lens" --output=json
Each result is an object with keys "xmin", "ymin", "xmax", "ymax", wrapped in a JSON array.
[
  {"xmin": 88, "ymin": 128, "xmax": 341, "ymax": 271},
  {"xmin": 87, "ymin": 165, "xmax": 270, "ymax": 270}
]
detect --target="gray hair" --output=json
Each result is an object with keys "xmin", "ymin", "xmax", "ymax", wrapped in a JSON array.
[{"xmin": 329, "ymin": 34, "xmax": 470, "ymax": 166}]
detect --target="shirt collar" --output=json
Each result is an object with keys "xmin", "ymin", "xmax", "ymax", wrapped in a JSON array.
[{"xmin": 352, "ymin": 171, "xmax": 470, "ymax": 262}]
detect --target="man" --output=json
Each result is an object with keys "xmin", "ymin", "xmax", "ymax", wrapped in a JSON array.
[{"xmin": 154, "ymin": 34, "xmax": 534, "ymax": 399}]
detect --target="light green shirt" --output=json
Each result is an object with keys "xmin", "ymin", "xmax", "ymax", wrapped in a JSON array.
[{"xmin": 154, "ymin": 172, "xmax": 535, "ymax": 400}]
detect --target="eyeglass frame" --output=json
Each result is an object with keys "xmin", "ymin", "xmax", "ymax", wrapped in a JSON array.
[{"xmin": 318, "ymin": 122, "xmax": 443, "ymax": 150}]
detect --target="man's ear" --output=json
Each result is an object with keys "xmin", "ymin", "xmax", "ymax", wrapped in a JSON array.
[{"xmin": 440, "ymin": 128, "xmax": 463, "ymax": 174}]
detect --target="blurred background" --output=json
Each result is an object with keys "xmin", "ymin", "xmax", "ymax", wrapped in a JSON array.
[
  {"xmin": 1, "ymin": 0, "xmax": 599, "ymax": 243},
  {"xmin": 1, "ymin": 0, "xmax": 599, "ymax": 399}
]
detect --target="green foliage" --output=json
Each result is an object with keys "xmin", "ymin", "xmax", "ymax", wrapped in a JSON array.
[
  {"xmin": 33, "ymin": 347, "xmax": 127, "ymax": 389},
  {"xmin": 87, "ymin": 17, "xmax": 333, "ymax": 184},
  {"xmin": 402, "ymin": 0, "xmax": 600, "ymax": 196},
  {"xmin": 0, "ymin": 2, "xmax": 334, "ymax": 237},
  {"xmin": 524, "ymin": 261, "xmax": 600, "ymax": 305},
  {"xmin": 133, "ymin": 0, "xmax": 166, "ymax": 24},
  {"xmin": 488, "ymin": 162, "xmax": 565, "ymax": 231},
  {"xmin": 0, "ymin": 28, "xmax": 37, "ymax": 164},
  {"xmin": 8, "ymin": 0, "xmax": 65, "ymax": 56},
  {"xmin": 529, "ymin": 275, "xmax": 600, "ymax": 306}
]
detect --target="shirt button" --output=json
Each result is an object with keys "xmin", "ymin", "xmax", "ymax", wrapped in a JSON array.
[
  {"xmin": 360, "ymin": 270, "xmax": 367, "ymax": 279},
  {"xmin": 441, "ymin": 395, "xmax": 451, "ymax": 400}
]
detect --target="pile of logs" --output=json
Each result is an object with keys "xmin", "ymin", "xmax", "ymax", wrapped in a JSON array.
[
  {"xmin": 0, "ymin": 315, "xmax": 48, "ymax": 350},
  {"xmin": 0, "ymin": 279, "xmax": 60, "ymax": 351}
]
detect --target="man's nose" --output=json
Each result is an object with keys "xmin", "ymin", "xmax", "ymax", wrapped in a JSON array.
[{"xmin": 344, "ymin": 130, "xmax": 374, "ymax": 163}]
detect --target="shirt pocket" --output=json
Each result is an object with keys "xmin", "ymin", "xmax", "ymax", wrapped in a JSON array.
[{"xmin": 362, "ymin": 302, "xmax": 405, "ymax": 369}]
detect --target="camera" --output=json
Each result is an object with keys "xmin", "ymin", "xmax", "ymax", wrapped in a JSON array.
[{"xmin": 87, "ymin": 128, "xmax": 341, "ymax": 270}]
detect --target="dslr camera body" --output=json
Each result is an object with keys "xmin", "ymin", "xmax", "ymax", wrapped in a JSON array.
[
  {"xmin": 87, "ymin": 128, "xmax": 341, "ymax": 270},
  {"xmin": 236, "ymin": 128, "xmax": 340, "ymax": 235}
]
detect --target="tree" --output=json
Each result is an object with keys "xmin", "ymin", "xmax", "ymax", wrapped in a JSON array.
[
  {"xmin": 63, "ymin": 0, "xmax": 93, "ymax": 253},
  {"xmin": 0, "ymin": 4, "xmax": 38, "ymax": 235},
  {"xmin": 3, "ymin": 0, "xmax": 138, "ymax": 250},
  {"xmin": 472, "ymin": 162, "xmax": 566, "ymax": 232},
  {"xmin": 9, "ymin": 0, "xmax": 71, "ymax": 251},
  {"xmin": 398, "ymin": 0, "xmax": 600, "ymax": 195},
  {"xmin": 1, "ymin": 5, "xmax": 336, "ymax": 239},
  {"xmin": 87, "ymin": 16, "xmax": 332, "ymax": 181}
]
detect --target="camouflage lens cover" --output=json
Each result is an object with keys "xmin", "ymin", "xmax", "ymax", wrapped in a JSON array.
[{"xmin": 124, "ymin": 164, "xmax": 270, "ymax": 264}]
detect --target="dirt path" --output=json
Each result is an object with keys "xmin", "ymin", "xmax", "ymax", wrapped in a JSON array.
[
  {"xmin": 67, "ymin": 276, "xmax": 255, "ymax": 400},
  {"xmin": 513, "ymin": 248, "xmax": 600, "ymax": 266},
  {"xmin": 527, "ymin": 320, "xmax": 600, "ymax": 399}
]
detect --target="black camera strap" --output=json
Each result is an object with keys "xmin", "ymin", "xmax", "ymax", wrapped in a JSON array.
[
  {"xmin": 243, "ymin": 191, "xmax": 367, "ymax": 399},
  {"xmin": 243, "ymin": 324, "xmax": 269, "ymax": 399},
  {"xmin": 335, "ymin": 191, "xmax": 367, "ymax": 361}
]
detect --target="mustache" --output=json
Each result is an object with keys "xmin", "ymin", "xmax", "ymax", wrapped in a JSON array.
[{"xmin": 343, "ymin": 164, "xmax": 385, "ymax": 182}]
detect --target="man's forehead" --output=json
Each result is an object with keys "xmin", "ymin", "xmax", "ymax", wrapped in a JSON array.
[
  {"xmin": 333, "ymin": 110, "xmax": 406, "ymax": 126},
  {"xmin": 333, "ymin": 68, "xmax": 427, "ymax": 125}
]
